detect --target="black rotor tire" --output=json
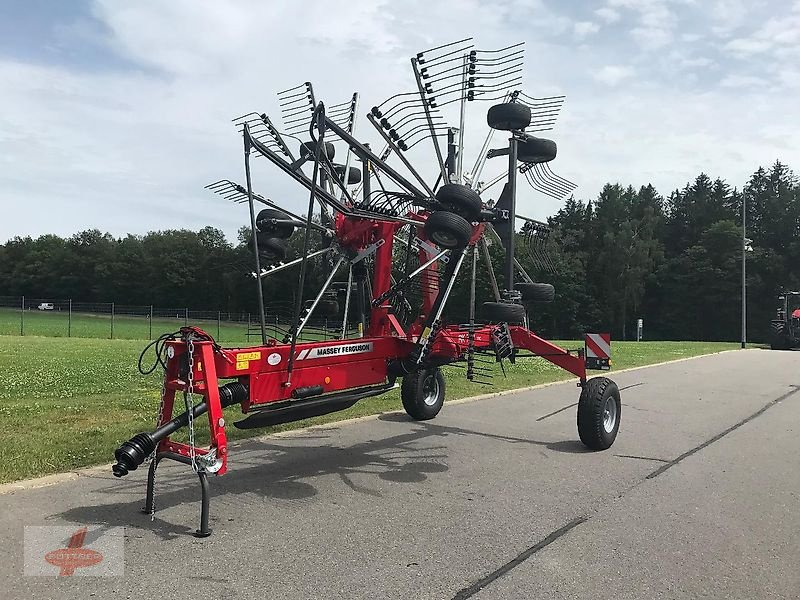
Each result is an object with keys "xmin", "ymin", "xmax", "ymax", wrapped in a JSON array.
[
  {"xmin": 518, "ymin": 282, "xmax": 555, "ymax": 303},
  {"xmin": 334, "ymin": 164, "xmax": 362, "ymax": 185},
  {"xmin": 770, "ymin": 321, "xmax": 789, "ymax": 350},
  {"xmin": 256, "ymin": 235, "xmax": 288, "ymax": 261},
  {"xmin": 315, "ymin": 298, "xmax": 340, "ymax": 317},
  {"xmin": 577, "ymin": 377, "xmax": 621, "ymax": 450},
  {"xmin": 401, "ymin": 367, "xmax": 445, "ymax": 421},
  {"xmin": 300, "ymin": 140, "xmax": 336, "ymax": 160},
  {"xmin": 487, "ymin": 102, "xmax": 532, "ymax": 131},
  {"xmin": 517, "ymin": 136, "xmax": 557, "ymax": 164},
  {"xmin": 256, "ymin": 208, "xmax": 295, "ymax": 239},
  {"xmin": 482, "ymin": 301, "xmax": 526, "ymax": 325},
  {"xmin": 435, "ymin": 183, "xmax": 482, "ymax": 221},
  {"xmin": 424, "ymin": 211, "xmax": 473, "ymax": 249}
]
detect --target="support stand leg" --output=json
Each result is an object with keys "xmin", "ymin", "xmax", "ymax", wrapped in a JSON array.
[
  {"xmin": 141, "ymin": 451, "xmax": 213, "ymax": 538},
  {"xmin": 195, "ymin": 470, "xmax": 212, "ymax": 538}
]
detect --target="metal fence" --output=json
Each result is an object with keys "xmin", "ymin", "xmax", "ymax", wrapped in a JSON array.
[
  {"xmin": 0, "ymin": 296, "xmax": 349, "ymax": 343},
  {"xmin": 0, "ymin": 296, "xmax": 260, "ymax": 342}
]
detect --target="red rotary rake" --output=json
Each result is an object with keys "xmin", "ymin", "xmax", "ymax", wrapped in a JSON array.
[{"xmin": 112, "ymin": 39, "xmax": 621, "ymax": 537}]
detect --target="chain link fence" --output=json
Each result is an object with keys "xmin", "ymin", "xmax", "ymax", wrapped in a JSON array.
[
  {"xmin": 0, "ymin": 296, "xmax": 260, "ymax": 342},
  {"xmin": 0, "ymin": 296, "xmax": 350, "ymax": 343}
]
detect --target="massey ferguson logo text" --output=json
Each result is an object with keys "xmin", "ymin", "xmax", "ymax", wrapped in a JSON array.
[{"xmin": 296, "ymin": 342, "xmax": 374, "ymax": 361}]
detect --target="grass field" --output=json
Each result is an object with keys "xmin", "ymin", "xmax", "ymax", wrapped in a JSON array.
[
  {"xmin": 0, "ymin": 307, "xmax": 337, "ymax": 344},
  {"xmin": 0, "ymin": 335, "xmax": 739, "ymax": 484}
]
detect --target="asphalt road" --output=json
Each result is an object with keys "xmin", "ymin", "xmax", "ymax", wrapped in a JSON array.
[{"xmin": 2, "ymin": 349, "xmax": 799, "ymax": 599}]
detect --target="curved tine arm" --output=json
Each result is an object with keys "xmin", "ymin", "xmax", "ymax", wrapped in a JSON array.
[
  {"xmin": 281, "ymin": 104, "xmax": 315, "ymax": 119},
  {"xmin": 473, "ymin": 48, "xmax": 524, "ymax": 66},
  {"xmin": 277, "ymin": 81, "xmax": 310, "ymax": 95},
  {"xmin": 417, "ymin": 37, "xmax": 473, "ymax": 57},
  {"xmin": 278, "ymin": 94, "xmax": 312, "ymax": 108},
  {"xmin": 377, "ymin": 89, "xmax": 421, "ymax": 110},
  {"xmin": 400, "ymin": 120, "xmax": 449, "ymax": 139},
  {"xmin": 394, "ymin": 113, "xmax": 447, "ymax": 136},
  {"xmin": 469, "ymin": 77, "xmax": 523, "ymax": 97},
  {"xmin": 524, "ymin": 168, "xmax": 564, "ymax": 199},
  {"xmin": 474, "ymin": 67, "xmax": 523, "ymax": 82},
  {"xmin": 474, "ymin": 41, "xmax": 525, "ymax": 55},
  {"xmin": 541, "ymin": 163, "xmax": 577, "ymax": 190},
  {"xmin": 366, "ymin": 113, "xmax": 435, "ymax": 197},
  {"xmin": 390, "ymin": 110, "xmax": 443, "ymax": 131},
  {"xmin": 382, "ymin": 96, "xmax": 431, "ymax": 120},
  {"xmin": 423, "ymin": 60, "xmax": 470, "ymax": 83},
  {"xmin": 232, "ymin": 111, "xmax": 263, "ymax": 123},
  {"xmin": 519, "ymin": 92, "xmax": 566, "ymax": 102},
  {"xmin": 526, "ymin": 163, "xmax": 566, "ymax": 193},
  {"xmin": 418, "ymin": 40, "xmax": 474, "ymax": 66},
  {"xmin": 534, "ymin": 163, "xmax": 574, "ymax": 194},
  {"xmin": 404, "ymin": 129, "xmax": 448, "ymax": 150}
]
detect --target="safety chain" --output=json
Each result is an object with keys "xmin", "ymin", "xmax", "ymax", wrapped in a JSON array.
[
  {"xmin": 148, "ymin": 370, "xmax": 168, "ymax": 521},
  {"xmin": 186, "ymin": 336, "xmax": 198, "ymax": 473}
]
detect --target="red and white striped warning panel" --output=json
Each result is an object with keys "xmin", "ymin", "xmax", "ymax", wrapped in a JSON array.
[{"xmin": 584, "ymin": 333, "xmax": 611, "ymax": 370}]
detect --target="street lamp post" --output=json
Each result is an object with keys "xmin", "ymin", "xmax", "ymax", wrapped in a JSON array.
[{"xmin": 741, "ymin": 192, "xmax": 749, "ymax": 349}]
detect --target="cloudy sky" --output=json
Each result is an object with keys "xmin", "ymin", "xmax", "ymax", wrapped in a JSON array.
[{"xmin": 1, "ymin": 0, "xmax": 798, "ymax": 243}]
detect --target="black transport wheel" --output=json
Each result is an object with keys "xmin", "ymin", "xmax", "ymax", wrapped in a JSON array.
[
  {"xmin": 435, "ymin": 183, "xmax": 482, "ymax": 221},
  {"xmin": 256, "ymin": 235, "xmax": 288, "ymax": 261},
  {"xmin": 482, "ymin": 301, "xmax": 526, "ymax": 324},
  {"xmin": 517, "ymin": 136, "xmax": 557, "ymax": 164},
  {"xmin": 256, "ymin": 208, "xmax": 295, "ymax": 238},
  {"xmin": 487, "ymin": 102, "xmax": 532, "ymax": 131},
  {"xmin": 577, "ymin": 377, "xmax": 621, "ymax": 450},
  {"xmin": 315, "ymin": 298, "xmax": 340, "ymax": 317},
  {"xmin": 333, "ymin": 164, "xmax": 362, "ymax": 185},
  {"xmin": 300, "ymin": 140, "xmax": 336, "ymax": 160},
  {"xmin": 424, "ymin": 211, "xmax": 473, "ymax": 249},
  {"xmin": 770, "ymin": 321, "xmax": 789, "ymax": 350},
  {"xmin": 401, "ymin": 367, "xmax": 445, "ymax": 420},
  {"xmin": 517, "ymin": 282, "xmax": 555, "ymax": 303}
]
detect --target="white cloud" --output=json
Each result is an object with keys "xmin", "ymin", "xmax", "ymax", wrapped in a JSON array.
[
  {"xmin": 1, "ymin": 0, "xmax": 799, "ymax": 242},
  {"xmin": 574, "ymin": 21, "xmax": 601, "ymax": 37},
  {"xmin": 720, "ymin": 74, "xmax": 769, "ymax": 88},
  {"xmin": 678, "ymin": 56, "xmax": 716, "ymax": 68},
  {"xmin": 594, "ymin": 7, "xmax": 621, "ymax": 23},
  {"xmin": 592, "ymin": 65, "xmax": 635, "ymax": 85}
]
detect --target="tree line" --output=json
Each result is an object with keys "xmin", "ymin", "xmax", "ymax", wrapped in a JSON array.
[{"xmin": 1, "ymin": 162, "xmax": 797, "ymax": 341}]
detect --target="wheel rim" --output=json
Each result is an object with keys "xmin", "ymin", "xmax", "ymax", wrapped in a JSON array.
[
  {"xmin": 422, "ymin": 374, "xmax": 440, "ymax": 406},
  {"xmin": 432, "ymin": 230, "xmax": 456, "ymax": 247},
  {"xmin": 602, "ymin": 397, "xmax": 617, "ymax": 433}
]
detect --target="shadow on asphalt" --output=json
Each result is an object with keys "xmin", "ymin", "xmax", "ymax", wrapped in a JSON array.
[{"xmin": 56, "ymin": 413, "xmax": 584, "ymax": 539}]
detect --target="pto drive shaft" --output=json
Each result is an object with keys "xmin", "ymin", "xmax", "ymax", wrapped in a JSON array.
[{"xmin": 111, "ymin": 382, "xmax": 248, "ymax": 477}]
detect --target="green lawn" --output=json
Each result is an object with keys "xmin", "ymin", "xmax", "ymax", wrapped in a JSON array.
[
  {"xmin": 0, "ymin": 307, "xmax": 336, "ymax": 344},
  {"xmin": 0, "ymin": 335, "xmax": 738, "ymax": 484}
]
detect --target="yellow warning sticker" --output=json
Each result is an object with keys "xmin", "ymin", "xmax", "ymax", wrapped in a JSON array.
[
  {"xmin": 236, "ymin": 360, "xmax": 249, "ymax": 371},
  {"xmin": 237, "ymin": 352, "xmax": 261, "ymax": 361}
]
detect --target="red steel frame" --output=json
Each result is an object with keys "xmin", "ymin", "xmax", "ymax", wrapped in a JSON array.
[{"xmin": 153, "ymin": 212, "xmax": 587, "ymax": 476}]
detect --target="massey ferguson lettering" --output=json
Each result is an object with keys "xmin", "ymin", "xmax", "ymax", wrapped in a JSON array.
[{"xmin": 296, "ymin": 342, "xmax": 374, "ymax": 361}]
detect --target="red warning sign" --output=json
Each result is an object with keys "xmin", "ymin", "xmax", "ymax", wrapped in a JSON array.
[{"xmin": 585, "ymin": 333, "xmax": 611, "ymax": 370}]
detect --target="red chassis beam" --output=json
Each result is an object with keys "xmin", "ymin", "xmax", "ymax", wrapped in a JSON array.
[{"xmin": 155, "ymin": 323, "xmax": 585, "ymax": 476}]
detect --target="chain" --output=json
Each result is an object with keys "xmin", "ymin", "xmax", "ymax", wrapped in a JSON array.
[
  {"xmin": 147, "ymin": 369, "xmax": 168, "ymax": 521},
  {"xmin": 186, "ymin": 337, "xmax": 198, "ymax": 473}
]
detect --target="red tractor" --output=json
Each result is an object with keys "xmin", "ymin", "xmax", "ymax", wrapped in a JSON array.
[
  {"xmin": 770, "ymin": 291, "xmax": 800, "ymax": 350},
  {"xmin": 112, "ymin": 39, "xmax": 621, "ymax": 536}
]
